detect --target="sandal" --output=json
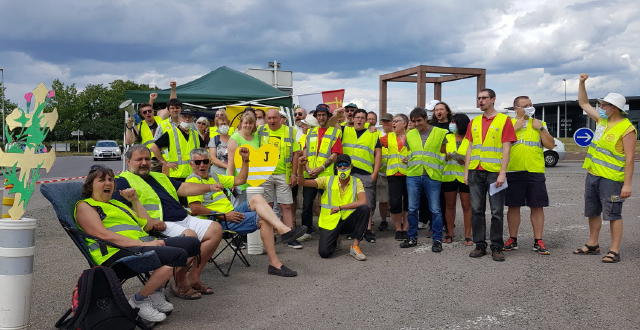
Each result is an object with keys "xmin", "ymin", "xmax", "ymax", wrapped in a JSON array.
[
  {"xmin": 573, "ymin": 244, "xmax": 600, "ymax": 255},
  {"xmin": 463, "ymin": 237, "xmax": 474, "ymax": 246},
  {"xmin": 192, "ymin": 282, "xmax": 214, "ymax": 295},
  {"xmin": 443, "ymin": 236, "xmax": 453, "ymax": 244},
  {"xmin": 601, "ymin": 251, "xmax": 621, "ymax": 263},
  {"xmin": 170, "ymin": 284, "xmax": 202, "ymax": 300}
]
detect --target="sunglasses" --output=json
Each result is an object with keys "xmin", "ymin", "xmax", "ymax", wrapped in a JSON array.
[
  {"xmin": 141, "ymin": 109, "xmax": 153, "ymax": 114},
  {"xmin": 295, "ymin": 112, "xmax": 304, "ymax": 116},
  {"xmin": 196, "ymin": 122, "xmax": 207, "ymax": 125},
  {"xmin": 192, "ymin": 159, "xmax": 210, "ymax": 165},
  {"xmin": 336, "ymin": 162, "xmax": 350, "ymax": 168}
]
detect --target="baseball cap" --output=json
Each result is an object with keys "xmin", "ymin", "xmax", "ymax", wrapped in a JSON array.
[
  {"xmin": 345, "ymin": 103, "xmax": 358, "ymax": 109},
  {"xmin": 380, "ymin": 113, "xmax": 393, "ymax": 122},
  {"xmin": 315, "ymin": 103, "xmax": 330, "ymax": 112},
  {"xmin": 180, "ymin": 108, "xmax": 195, "ymax": 116},
  {"xmin": 598, "ymin": 93, "xmax": 627, "ymax": 113}
]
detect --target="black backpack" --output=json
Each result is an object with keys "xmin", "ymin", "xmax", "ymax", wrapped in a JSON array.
[{"xmin": 55, "ymin": 266, "xmax": 147, "ymax": 329}]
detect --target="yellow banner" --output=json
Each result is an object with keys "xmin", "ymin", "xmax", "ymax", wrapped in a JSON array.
[
  {"xmin": 226, "ymin": 105, "xmax": 277, "ymax": 128},
  {"xmin": 234, "ymin": 144, "xmax": 279, "ymax": 187}
]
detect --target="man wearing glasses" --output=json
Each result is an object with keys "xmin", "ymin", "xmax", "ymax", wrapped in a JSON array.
[
  {"xmin": 463, "ymin": 88, "xmax": 516, "ymax": 262},
  {"xmin": 125, "ymin": 101, "xmax": 165, "ymax": 172},
  {"xmin": 298, "ymin": 154, "xmax": 370, "ymax": 261},
  {"xmin": 294, "ymin": 108, "xmax": 307, "ymax": 129}
]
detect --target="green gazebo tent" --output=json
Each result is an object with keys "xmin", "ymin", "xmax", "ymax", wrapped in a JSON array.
[{"xmin": 124, "ymin": 66, "xmax": 292, "ymax": 108}]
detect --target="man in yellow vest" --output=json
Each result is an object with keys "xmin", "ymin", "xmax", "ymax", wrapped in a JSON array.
[
  {"xmin": 503, "ymin": 96, "xmax": 555, "ymax": 255},
  {"xmin": 301, "ymin": 104, "xmax": 342, "ymax": 241},
  {"xmin": 464, "ymin": 88, "xmax": 516, "ymax": 262},
  {"xmin": 185, "ymin": 148, "xmax": 306, "ymax": 276},
  {"xmin": 375, "ymin": 112, "xmax": 393, "ymax": 231},
  {"xmin": 402, "ymin": 107, "xmax": 448, "ymax": 252},
  {"xmin": 125, "ymin": 102, "xmax": 165, "ymax": 172},
  {"xmin": 298, "ymin": 154, "xmax": 370, "ymax": 261},
  {"xmin": 113, "ymin": 145, "xmax": 223, "ymax": 299},
  {"xmin": 149, "ymin": 108, "xmax": 203, "ymax": 181},
  {"xmin": 342, "ymin": 108, "xmax": 382, "ymax": 243},
  {"xmin": 574, "ymin": 73, "xmax": 636, "ymax": 263},
  {"xmin": 257, "ymin": 109, "xmax": 301, "ymax": 248}
]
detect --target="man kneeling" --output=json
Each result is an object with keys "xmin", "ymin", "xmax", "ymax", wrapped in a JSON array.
[
  {"xmin": 186, "ymin": 148, "xmax": 306, "ymax": 276},
  {"xmin": 298, "ymin": 154, "xmax": 370, "ymax": 260}
]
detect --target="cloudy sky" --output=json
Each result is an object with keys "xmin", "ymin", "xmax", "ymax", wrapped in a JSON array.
[{"xmin": 0, "ymin": 0, "xmax": 638, "ymax": 113}]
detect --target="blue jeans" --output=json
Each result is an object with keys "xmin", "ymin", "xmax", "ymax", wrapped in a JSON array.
[{"xmin": 407, "ymin": 175, "xmax": 443, "ymax": 240}]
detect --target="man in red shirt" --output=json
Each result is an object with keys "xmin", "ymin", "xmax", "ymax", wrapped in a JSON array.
[
  {"xmin": 463, "ymin": 88, "xmax": 516, "ymax": 262},
  {"xmin": 300, "ymin": 104, "xmax": 343, "ymax": 241}
]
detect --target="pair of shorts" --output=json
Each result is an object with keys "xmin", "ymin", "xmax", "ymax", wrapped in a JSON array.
[
  {"xmin": 376, "ymin": 175, "xmax": 389, "ymax": 203},
  {"xmin": 219, "ymin": 202, "xmax": 259, "ymax": 233},
  {"xmin": 262, "ymin": 173, "xmax": 293, "ymax": 204},
  {"xmin": 442, "ymin": 180, "xmax": 470, "ymax": 193},
  {"xmin": 387, "ymin": 175, "xmax": 408, "ymax": 214},
  {"xmin": 584, "ymin": 173, "xmax": 625, "ymax": 221},
  {"xmin": 162, "ymin": 215, "xmax": 216, "ymax": 240},
  {"xmin": 505, "ymin": 171, "xmax": 549, "ymax": 208}
]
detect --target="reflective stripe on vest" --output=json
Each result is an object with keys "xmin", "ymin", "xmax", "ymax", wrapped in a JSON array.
[
  {"xmin": 185, "ymin": 172, "xmax": 234, "ymax": 215},
  {"xmin": 469, "ymin": 113, "xmax": 508, "ymax": 172},
  {"xmin": 342, "ymin": 127, "xmax": 378, "ymax": 173},
  {"xmin": 442, "ymin": 133, "xmax": 468, "ymax": 183},
  {"xmin": 258, "ymin": 125, "xmax": 296, "ymax": 180},
  {"xmin": 117, "ymin": 171, "xmax": 179, "ymax": 220},
  {"xmin": 582, "ymin": 118, "xmax": 633, "ymax": 182},
  {"xmin": 305, "ymin": 127, "xmax": 340, "ymax": 178},
  {"xmin": 405, "ymin": 127, "xmax": 447, "ymax": 180},
  {"xmin": 166, "ymin": 124, "xmax": 199, "ymax": 178},
  {"xmin": 508, "ymin": 117, "xmax": 545, "ymax": 173},
  {"xmin": 318, "ymin": 176, "xmax": 358, "ymax": 230}
]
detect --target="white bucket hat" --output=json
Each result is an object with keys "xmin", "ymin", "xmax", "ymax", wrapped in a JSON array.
[
  {"xmin": 301, "ymin": 114, "xmax": 319, "ymax": 127},
  {"xmin": 598, "ymin": 93, "xmax": 627, "ymax": 113}
]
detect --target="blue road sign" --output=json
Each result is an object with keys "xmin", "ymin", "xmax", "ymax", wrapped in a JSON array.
[{"xmin": 573, "ymin": 127, "xmax": 594, "ymax": 147}]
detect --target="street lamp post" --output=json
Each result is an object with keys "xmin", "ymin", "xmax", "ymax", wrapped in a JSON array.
[{"xmin": 563, "ymin": 78, "xmax": 567, "ymax": 138}]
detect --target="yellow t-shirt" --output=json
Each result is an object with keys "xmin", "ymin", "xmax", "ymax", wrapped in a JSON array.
[
  {"xmin": 185, "ymin": 174, "xmax": 235, "ymax": 213},
  {"xmin": 264, "ymin": 125, "xmax": 300, "ymax": 174},
  {"xmin": 315, "ymin": 176, "xmax": 364, "ymax": 198}
]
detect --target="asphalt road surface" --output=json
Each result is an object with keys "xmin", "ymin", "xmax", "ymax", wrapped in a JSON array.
[{"xmin": 19, "ymin": 157, "xmax": 640, "ymax": 329}]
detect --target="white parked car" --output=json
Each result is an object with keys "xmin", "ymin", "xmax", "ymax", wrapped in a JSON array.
[
  {"xmin": 544, "ymin": 138, "xmax": 566, "ymax": 167},
  {"xmin": 93, "ymin": 140, "xmax": 121, "ymax": 161}
]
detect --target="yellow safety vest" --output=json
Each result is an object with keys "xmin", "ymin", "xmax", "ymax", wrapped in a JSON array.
[
  {"xmin": 583, "ymin": 118, "xmax": 634, "ymax": 182},
  {"xmin": 305, "ymin": 126, "xmax": 341, "ymax": 178},
  {"xmin": 185, "ymin": 172, "xmax": 234, "ymax": 216},
  {"xmin": 257, "ymin": 124, "xmax": 296, "ymax": 183},
  {"xmin": 75, "ymin": 198, "xmax": 153, "ymax": 265},
  {"xmin": 469, "ymin": 113, "xmax": 508, "ymax": 172},
  {"xmin": 117, "ymin": 171, "xmax": 179, "ymax": 221},
  {"xmin": 405, "ymin": 127, "xmax": 448, "ymax": 180},
  {"xmin": 342, "ymin": 127, "xmax": 379, "ymax": 173},
  {"xmin": 508, "ymin": 118, "xmax": 545, "ymax": 173},
  {"xmin": 165, "ymin": 125, "xmax": 200, "ymax": 178},
  {"xmin": 137, "ymin": 116, "xmax": 163, "ymax": 157},
  {"xmin": 385, "ymin": 132, "xmax": 409, "ymax": 176},
  {"xmin": 442, "ymin": 134, "xmax": 469, "ymax": 183},
  {"xmin": 318, "ymin": 176, "xmax": 359, "ymax": 230}
]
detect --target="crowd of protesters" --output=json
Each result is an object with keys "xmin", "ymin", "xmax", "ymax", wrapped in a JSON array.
[{"xmin": 78, "ymin": 74, "xmax": 635, "ymax": 323}]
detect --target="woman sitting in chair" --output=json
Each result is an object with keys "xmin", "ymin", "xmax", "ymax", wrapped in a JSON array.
[{"xmin": 75, "ymin": 165, "xmax": 201, "ymax": 323}]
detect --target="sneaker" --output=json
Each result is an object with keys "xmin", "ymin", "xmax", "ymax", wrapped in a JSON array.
[
  {"xmin": 533, "ymin": 240, "xmax": 551, "ymax": 255},
  {"xmin": 504, "ymin": 237, "xmax": 518, "ymax": 251},
  {"xmin": 297, "ymin": 233, "xmax": 312, "ymax": 242},
  {"xmin": 281, "ymin": 225, "xmax": 307, "ymax": 244},
  {"xmin": 287, "ymin": 240, "xmax": 303, "ymax": 249},
  {"xmin": 491, "ymin": 249, "xmax": 506, "ymax": 262},
  {"xmin": 417, "ymin": 222, "xmax": 427, "ymax": 230},
  {"xmin": 394, "ymin": 231, "xmax": 404, "ymax": 241},
  {"xmin": 432, "ymin": 240, "xmax": 443, "ymax": 253},
  {"xmin": 469, "ymin": 247, "xmax": 487, "ymax": 258},
  {"xmin": 350, "ymin": 245, "xmax": 367, "ymax": 261},
  {"xmin": 149, "ymin": 290, "xmax": 173, "ymax": 314},
  {"xmin": 400, "ymin": 238, "xmax": 418, "ymax": 248},
  {"xmin": 364, "ymin": 230, "xmax": 376, "ymax": 243},
  {"xmin": 129, "ymin": 295, "xmax": 166, "ymax": 323},
  {"xmin": 378, "ymin": 221, "xmax": 389, "ymax": 231},
  {"xmin": 268, "ymin": 264, "xmax": 298, "ymax": 277}
]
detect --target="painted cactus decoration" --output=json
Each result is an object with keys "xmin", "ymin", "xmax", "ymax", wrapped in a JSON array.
[{"xmin": 1, "ymin": 83, "xmax": 58, "ymax": 219}]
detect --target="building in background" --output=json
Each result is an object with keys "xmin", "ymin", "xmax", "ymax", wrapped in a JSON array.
[{"xmin": 246, "ymin": 60, "xmax": 293, "ymax": 95}]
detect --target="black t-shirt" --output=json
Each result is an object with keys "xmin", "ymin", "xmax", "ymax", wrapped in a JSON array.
[
  {"xmin": 113, "ymin": 176, "xmax": 187, "ymax": 222},
  {"xmin": 342, "ymin": 127, "xmax": 382, "ymax": 175},
  {"xmin": 434, "ymin": 121, "xmax": 450, "ymax": 131},
  {"xmin": 154, "ymin": 129, "xmax": 204, "ymax": 150}
]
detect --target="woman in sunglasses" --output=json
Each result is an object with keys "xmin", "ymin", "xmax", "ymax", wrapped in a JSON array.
[
  {"xmin": 298, "ymin": 154, "xmax": 370, "ymax": 261},
  {"xmin": 195, "ymin": 117, "xmax": 211, "ymax": 147},
  {"xmin": 74, "ymin": 165, "xmax": 201, "ymax": 323}
]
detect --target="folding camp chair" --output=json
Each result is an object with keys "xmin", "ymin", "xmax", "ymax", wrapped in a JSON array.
[
  {"xmin": 40, "ymin": 182, "xmax": 161, "ymax": 284},
  {"xmin": 205, "ymin": 211, "xmax": 250, "ymax": 277}
]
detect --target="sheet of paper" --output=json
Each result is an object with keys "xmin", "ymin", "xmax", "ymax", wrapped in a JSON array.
[{"xmin": 489, "ymin": 180, "xmax": 508, "ymax": 196}]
